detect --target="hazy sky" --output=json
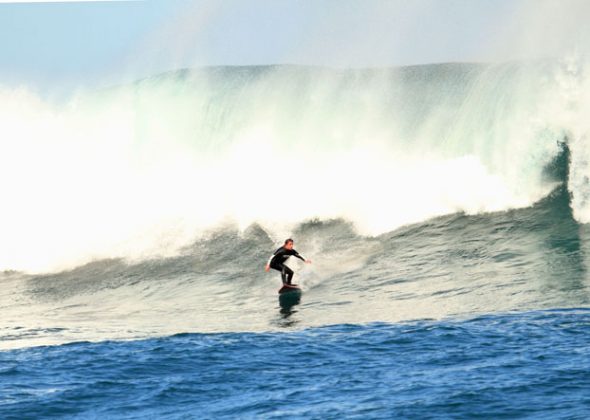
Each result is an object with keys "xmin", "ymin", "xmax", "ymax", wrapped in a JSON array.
[{"xmin": 0, "ymin": 0, "xmax": 587, "ymax": 91}]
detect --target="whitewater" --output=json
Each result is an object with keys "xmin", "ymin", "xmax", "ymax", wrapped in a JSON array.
[
  {"xmin": 2, "ymin": 60, "xmax": 590, "ymax": 418},
  {"xmin": 2, "ymin": 59, "xmax": 587, "ymax": 274}
]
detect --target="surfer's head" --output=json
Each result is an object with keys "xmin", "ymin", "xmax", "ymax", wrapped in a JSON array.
[{"xmin": 284, "ymin": 238, "xmax": 294, "ymax": 250}]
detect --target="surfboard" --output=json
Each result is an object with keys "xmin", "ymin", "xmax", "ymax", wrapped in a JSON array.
[
  {"xmin": 278, "ymin": 284, "xmax": 301, "ymax": 294},
  {"xmin": 278, "ymin": 284, "xmax": 301, "ymax": 310}
]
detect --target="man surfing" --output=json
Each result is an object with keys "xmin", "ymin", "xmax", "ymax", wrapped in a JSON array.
[{"xmin": 265, "ymin": 238, "xmax": 312, "ymax": 285}]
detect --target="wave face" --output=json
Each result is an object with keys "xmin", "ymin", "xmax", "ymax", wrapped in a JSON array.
[
  {"xmin": 1, "ymin": 60, "xmax": 589, "ymax": 272},
  {"xmin": 2, "ymin": 184, "xmax": 590, "ymax": 349}
]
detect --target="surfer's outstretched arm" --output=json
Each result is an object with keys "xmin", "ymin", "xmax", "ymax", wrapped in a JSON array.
[{"xmin": 294, "ymin": 251, "xmax": 311, "ymax": 264}]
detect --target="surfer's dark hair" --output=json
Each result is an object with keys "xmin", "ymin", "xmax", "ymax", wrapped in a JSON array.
[{"xmin": 284, "ymin": 238, "xmax": 294, "ymax": 245}]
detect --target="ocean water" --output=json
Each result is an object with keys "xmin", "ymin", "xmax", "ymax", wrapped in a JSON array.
[
  {"xmin": 2, "ymin": 62, "xmax": 590, "ymax": 418},
  {"xmin": 2, "ymin": 310, "xmax": 589, "ymax": 419}
]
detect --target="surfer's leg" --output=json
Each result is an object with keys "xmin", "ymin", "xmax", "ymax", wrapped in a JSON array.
[
  {"xmin": 271, "ymin": 264, "xmax": 286, "ymax": 284},
  {"xmin": 283, "ymin": 265, "xmax": 294, "ymax": 285}
]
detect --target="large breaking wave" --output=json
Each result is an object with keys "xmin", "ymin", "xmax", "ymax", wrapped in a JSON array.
[{"xmin": 0, "ymin": 58, "xmax": 588, "ymax": 274}]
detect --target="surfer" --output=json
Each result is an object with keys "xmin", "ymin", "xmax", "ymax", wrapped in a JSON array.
[{"xmin": 265, "ymin": 238, "xmax": 311, "ymax": 285}]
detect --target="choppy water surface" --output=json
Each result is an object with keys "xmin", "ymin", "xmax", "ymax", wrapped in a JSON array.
[{"xmin": 1, "ymin": 310, "xmax": 589, "ymax": 419}]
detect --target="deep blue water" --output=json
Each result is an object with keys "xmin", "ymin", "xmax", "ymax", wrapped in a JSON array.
[{"xmin": 2, "ymin": 309, "xmax": 589, "ymax": 419}]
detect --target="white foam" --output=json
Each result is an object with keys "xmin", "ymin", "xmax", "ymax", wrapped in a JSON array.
[{"xmin": 0, "ymin": 63, "xmax": 579, "ymax": 272}]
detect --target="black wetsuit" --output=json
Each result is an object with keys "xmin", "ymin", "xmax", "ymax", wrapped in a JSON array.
[{"xmin": 268, "ymin": 247, "xmax": 306, "ymax": 285}]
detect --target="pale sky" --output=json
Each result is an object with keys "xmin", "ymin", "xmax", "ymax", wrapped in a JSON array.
[{"xmin": 0, "ymin": 0, "xmax": 588, "ymax": 91}]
